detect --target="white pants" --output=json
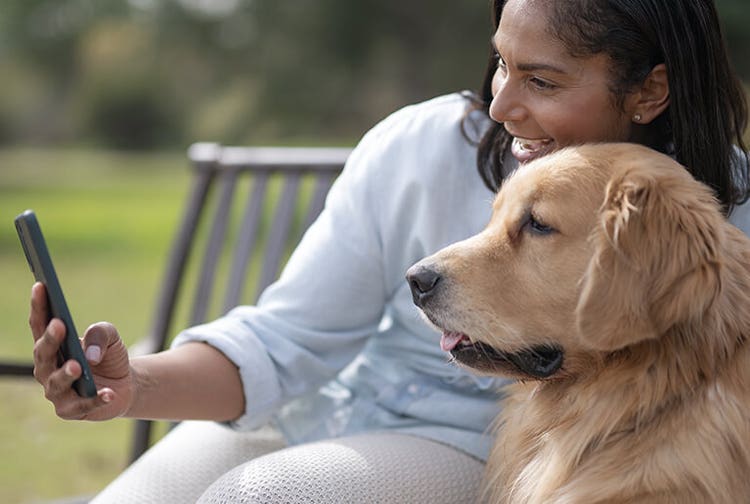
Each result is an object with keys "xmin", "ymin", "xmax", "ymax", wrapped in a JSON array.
[{"xmin": 90, "ymin": 421, "xmax": 485, "ymax": 503}]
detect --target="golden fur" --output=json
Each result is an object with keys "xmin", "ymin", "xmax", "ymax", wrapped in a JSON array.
[{"xmin": 410, "ymin": 143, "xmax": 750, "ymax": 503}]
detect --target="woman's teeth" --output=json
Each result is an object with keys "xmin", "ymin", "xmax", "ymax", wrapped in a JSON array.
[
  {"xmin": 511, "ymin": 137, "xmax": 554, "ymax": 163},
  {"xmin": 514, "ymin": 137, "xmax": 552, "ymax": 152}
]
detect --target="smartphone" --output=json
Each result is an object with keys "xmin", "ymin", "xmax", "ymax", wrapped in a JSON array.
[{"xmin": 15, "ymin": 210, "xmax": 97, "ymax": 398}]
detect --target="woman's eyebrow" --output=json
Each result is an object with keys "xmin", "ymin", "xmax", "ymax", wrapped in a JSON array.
[
  {"xmin": 491, "ymin": 35, "xmax": 567, "ymax": 74},
  {"xmin": 516, "ymin": 62, "xmax": 567, "ymax": 74}
]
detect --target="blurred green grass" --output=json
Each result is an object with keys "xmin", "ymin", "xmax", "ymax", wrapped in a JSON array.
[{"xmin": 0, "ymin": 147, "xmax": 189, "ymax": 503}]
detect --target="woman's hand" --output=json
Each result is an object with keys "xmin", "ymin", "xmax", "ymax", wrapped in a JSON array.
[
  {"xmin": 29, "ymin": 282, "xmax": 135, "ymax": 421},
  {"xmin": 30, "ymin": 282, "xmax": 245, "ymax": 422}
]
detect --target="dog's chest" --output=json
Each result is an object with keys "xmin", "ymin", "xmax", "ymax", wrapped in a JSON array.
[{"xmin": 505, "ymin": 439, "xmax": 575, "ymax": 504}]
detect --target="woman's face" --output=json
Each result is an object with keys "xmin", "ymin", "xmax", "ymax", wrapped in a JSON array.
[{"xmin": 489, "ymin": 0, "xmax": 635, "ymax": 164}]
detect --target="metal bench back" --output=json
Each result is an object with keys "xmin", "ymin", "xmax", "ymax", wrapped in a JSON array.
[
  {"xmin": 148, "ymin": 143, "xmax": 349, "ymax": 346},
  {"xmin": 133, "ymin": 142, "xmax": 349, "ymax": 461}
]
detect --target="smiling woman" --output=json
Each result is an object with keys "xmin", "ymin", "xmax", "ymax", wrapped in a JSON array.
[
  {"xmin": 490, "ymin": 2, "xmax": 641, "ymax": 162},
  {"xmin": 474, "ymin": 0, "xmax": 749, "ymax": 216}
]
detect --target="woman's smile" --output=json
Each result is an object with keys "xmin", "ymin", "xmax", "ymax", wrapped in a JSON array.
[{"xmin": 510, "ymin": 136, "xmax": 554, "ymax": 163}]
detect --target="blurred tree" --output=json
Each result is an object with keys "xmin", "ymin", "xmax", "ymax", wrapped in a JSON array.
[
  {"xmin": 243, "ymin": 0, "xmax": 491, "ymax": 141},
  {"xmin": 716, "ymin": 0, "xmax": 750, "ymax": 78},
  {"xmin": 73, "ymin": 18, "xmax": 183, "ymax": 148},
  {"xmin": 0, "ymin": 0, "xmax": 746, "ymax": 149},
  {"xmin": 0, "ymin": 0, "xmax": 130, "ymax": 144}
]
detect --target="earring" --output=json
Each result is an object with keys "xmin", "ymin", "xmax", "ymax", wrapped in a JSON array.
[{"xmin": 633, "ymin": 113, "xmax": 642, "ymax": 123}]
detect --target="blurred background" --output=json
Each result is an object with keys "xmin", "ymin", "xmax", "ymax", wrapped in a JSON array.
[
  {"xmin": 0, "ymin": 0, "xmax": 748, "ymax": 502},
  {"xmin": 0, "ymin": 0, "xmax": 496, "ymax": 149}
]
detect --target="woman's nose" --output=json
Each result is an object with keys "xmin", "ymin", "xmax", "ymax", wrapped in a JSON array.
[{"xmin": 488, "ymin": 73, "xmax": 525, "ymax": 124}]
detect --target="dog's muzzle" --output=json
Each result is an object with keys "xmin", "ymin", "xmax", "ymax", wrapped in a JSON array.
[{"xmin": 406, "ymin": 263, "xmax": 564, "ymax": 379}]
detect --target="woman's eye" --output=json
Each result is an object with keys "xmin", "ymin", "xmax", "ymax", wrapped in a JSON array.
[
  {"xmin": 526, "ymin": 214, "xmax": 555, "ymax": 235},
  {"xmin": 529, "ymin": 77, "xmax": 556, "ymax": 91},
  {"xmin": 495, "ymin": 53, "xmax": 507, "ymax": 70}
]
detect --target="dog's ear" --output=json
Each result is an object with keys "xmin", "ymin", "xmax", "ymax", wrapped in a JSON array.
[{"xmin": 575, "ymin": 166, "xmax": 723, "ymax": 352}]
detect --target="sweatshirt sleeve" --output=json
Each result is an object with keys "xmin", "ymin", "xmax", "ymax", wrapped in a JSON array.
[{"xmin": 171, "ymin": 110, "xmax": 403, "ymax": 430}]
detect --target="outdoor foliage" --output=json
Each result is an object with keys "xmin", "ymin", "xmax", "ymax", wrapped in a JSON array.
[
  {"xmin": 0, "ymin": 0, "xmax": 493, "ymax": 149},
  {"xmin": 3, "ymin": 0, "xmax": 744, "ymax": 151}
]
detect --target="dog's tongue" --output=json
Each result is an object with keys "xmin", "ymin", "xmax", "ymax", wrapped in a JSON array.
[{"xmin": 441, "ymin": 331, "xmax": 467, "ymax": 352}]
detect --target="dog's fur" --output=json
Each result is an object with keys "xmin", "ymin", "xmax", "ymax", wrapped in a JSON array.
[{"xmin": 408, "ymin": 143, "xmax": 750, "ymax": 503}]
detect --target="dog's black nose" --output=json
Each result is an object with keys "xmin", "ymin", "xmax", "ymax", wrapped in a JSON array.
[{"xmin": 406, "ymin": 264, "xmax": 441, "ymax": 308}]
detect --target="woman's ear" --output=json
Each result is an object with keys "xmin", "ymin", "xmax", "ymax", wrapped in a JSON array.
[{"xmin": 629, "ymin": 63, "xmax": 670, "ymax": 124}]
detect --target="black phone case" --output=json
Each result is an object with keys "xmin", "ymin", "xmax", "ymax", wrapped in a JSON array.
[{"xmin": 15, "ymin": 210, "xmax": 97, "ymax": 398}]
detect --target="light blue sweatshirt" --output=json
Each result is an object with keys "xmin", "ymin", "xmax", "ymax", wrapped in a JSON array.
[{"xmin": 173, "ymin": 93, "xmax": 750, "ymax": 461}]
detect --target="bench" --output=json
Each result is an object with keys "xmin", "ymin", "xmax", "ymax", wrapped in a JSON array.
[{"xmin": 0, "ymin": 143, "xmax": 350, "ymax": 466}]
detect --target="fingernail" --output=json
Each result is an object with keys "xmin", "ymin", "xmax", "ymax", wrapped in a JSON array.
[
  {"xmin": 102, "ymin": 392, "xmax": 112, "ymax": 403},
  {"xmin": 64, "ymin": 363, "xmax": 75, "ymax": 377},
  {"xmin": 85, "ymin": 345, "xmax": 101, "ymax": 364}
]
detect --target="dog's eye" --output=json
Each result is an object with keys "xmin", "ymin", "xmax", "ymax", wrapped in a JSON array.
[{"xmin": 526, "ymin": 214, "xmax": 555, "ymax": 235}]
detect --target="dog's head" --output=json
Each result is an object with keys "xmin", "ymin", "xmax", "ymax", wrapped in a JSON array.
[{"xmin": 407, "ymin": 143, "xmax": 725, "ymax": 380}]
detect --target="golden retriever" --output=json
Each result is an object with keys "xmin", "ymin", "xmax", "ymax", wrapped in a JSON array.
[{"xmin": 407, "ymin": 143, "xmax": 750, "ymax": 503}]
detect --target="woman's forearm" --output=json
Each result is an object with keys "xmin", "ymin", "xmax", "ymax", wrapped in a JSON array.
[{"xmin": 126, "ymin": 342, "xmax": 245, "ymax": 422}]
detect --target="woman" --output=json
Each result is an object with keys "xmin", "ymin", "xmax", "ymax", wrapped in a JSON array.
[
  {"xmin": 475, "ymin": 0, "xmax": 748, "ymax": 213},
  {"xmin": 29, "ymin": 0, "xmax": 748, "ymax": 502}
]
